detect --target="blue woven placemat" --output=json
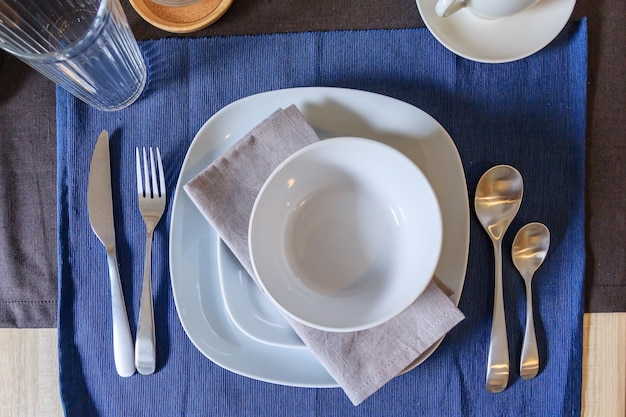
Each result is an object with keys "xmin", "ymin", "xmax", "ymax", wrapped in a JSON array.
[{"xmin": 57, "ymin": 20, "xmax": 586, "ymax": 416}]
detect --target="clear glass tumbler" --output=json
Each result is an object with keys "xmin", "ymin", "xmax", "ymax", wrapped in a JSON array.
[{"xmin": 0, "ymin": 0, "xmax": 147, "ymax": 111}]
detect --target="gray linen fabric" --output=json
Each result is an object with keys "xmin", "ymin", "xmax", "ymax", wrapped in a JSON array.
[
  {"xmin": 0, "ymin": 56, "xmax": 57, "ymax": 328},
  {"xmin": 184, "ymin": 105, "xmax": 464, "ymax": 405}
]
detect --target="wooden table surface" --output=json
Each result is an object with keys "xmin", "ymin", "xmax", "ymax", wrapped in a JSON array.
[{"xmin": 0, "ymin": 313, "xmax": 623, "ymax": 417}]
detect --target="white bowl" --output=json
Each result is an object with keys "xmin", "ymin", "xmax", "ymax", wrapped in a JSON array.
[{"xmin": 249, "ymin": 137, "xmax": 442, "ymax": 332}]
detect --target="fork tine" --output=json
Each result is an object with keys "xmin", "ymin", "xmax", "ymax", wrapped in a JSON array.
[
  {"xmin": 142, "ymin": 147, "xmax": 150, "ymax": 198},
  {"xmin": 149, "ymin": 148, "xmax": 158, "ymax": 200},
  {"xmin": 135, "ymin": 147, "xmax": 143, "ymax": 196},
  {"xmin": 156, "ymin": 148, "xmax": 165, "ymax": 198}
]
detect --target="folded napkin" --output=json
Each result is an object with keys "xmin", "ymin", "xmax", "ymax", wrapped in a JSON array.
[{"xmin": 184, "ymin": 104, "xmax": 464, "ymax": 405}]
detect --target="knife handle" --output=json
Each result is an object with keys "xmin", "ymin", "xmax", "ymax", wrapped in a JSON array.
[{"xmin": 107, "ymin": 250, "xmax": 136, "ymax": 377}]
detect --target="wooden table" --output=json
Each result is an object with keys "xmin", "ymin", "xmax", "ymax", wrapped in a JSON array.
[{"xmin": 0, "ymin": 313, "xmax": 623, "ymax": 417}]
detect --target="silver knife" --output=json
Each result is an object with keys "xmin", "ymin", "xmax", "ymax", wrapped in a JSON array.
[{"xmin": 88, "ymin": 130, "xmax": 136, "ymax": 377}]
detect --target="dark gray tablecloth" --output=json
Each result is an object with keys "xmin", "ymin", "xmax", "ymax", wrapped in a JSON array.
[{"xmin": 0, "ymin": 0, "xmax": 621, "ymax": 327}]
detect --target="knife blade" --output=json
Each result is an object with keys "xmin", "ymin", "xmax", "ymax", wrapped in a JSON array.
[{"xmin": 88, "ymin": 130, "xmax": 136, "ymax": 377}]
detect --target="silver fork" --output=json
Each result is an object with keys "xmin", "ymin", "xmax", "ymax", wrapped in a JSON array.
[{"xmin": 135, "ymin": 147, "xmax": 166, "ymax": 375}]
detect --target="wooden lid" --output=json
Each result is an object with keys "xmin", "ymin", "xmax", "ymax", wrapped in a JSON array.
[{"xmin": 129, "ymin": 0, "xmax": 233, "ymax": 33}]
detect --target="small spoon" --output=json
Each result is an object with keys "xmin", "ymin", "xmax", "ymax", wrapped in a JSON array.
[
  {"xmin": 512, "ymin": 222, "xmax": 550, "ymax": 380},
  {"xmin": 475, "ymin": 165, "xmax": 523, "ymax": 393}
]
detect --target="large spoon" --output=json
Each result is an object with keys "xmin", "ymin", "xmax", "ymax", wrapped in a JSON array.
[
  {"xmin": 475, "ymin": 165, "xmax": 523, "ymax": 393},
  {"xmin": 512, "ymin": 222, "xmax": 550, "ymax": 380}
]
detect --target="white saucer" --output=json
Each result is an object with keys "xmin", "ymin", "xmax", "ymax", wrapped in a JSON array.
[
  {"xmin": 416, "ymin": 0, "xmax": 576, "ymax": 63},
  {"xmin": 169, "ymin": 87, "xmax": 469, "ymax": 386}
]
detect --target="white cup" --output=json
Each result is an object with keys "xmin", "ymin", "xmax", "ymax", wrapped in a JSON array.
[{"xmin": 435, "ymin": 0, "xmax": 540, "ymax": 19}]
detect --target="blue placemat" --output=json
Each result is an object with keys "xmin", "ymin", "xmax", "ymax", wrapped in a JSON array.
[{"xmin": 57, "ymin": 20, "xmax": 587, "ymax": 416}]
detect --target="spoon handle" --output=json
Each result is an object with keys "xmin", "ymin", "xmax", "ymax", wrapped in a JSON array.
[
  {"xmin": 520, "ymin": 278, "xmax": 539, "ymax": 379},
  {"xmin": 486, "ymin": 240, "xmax": 509, "ymax": 393}
]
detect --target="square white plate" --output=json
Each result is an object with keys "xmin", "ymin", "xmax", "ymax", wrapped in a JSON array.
[{"xmin": 169, "ymin": 87, "xmax": 469, "ymax": 386}]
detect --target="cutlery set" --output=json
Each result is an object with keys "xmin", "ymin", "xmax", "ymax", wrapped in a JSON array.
[
  {"xmin": 87, "ymin": 130, "xmax": 166, "ymax": 377},
  {"xmin": 86, "ymin": 128, "xmax": 549, "ymax": 388},
  {"xmin": 475, "ymin": 165, "xmax": 550, "ymax": 393}
]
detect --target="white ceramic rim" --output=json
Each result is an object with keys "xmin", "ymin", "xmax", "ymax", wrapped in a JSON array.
[{"xmin": 249, "ymin": 137, "xmax": 443, "ymax": 332}]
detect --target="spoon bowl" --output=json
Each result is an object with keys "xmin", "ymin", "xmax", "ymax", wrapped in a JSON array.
[
  {"xmin": 475, "ymin": 167, "xmax": 524, "ymax": 241},
  {"xmin": 475, "ymin": 165, "xmax": 523, "ymax": 393},
  {"xmin": 512, "ymin": 222, "xmax": 550, "ymax": 380}
]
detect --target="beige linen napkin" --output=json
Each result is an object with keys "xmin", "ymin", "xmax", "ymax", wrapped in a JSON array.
[{"xmin": 184, "ymin": 105, "xmax": 465, "ymax": 405}]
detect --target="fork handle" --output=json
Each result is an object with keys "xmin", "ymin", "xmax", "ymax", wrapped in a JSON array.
[
  {"xmin": 106, "ymin": 250, "xmax": 136, "ymax": 377},
  {"xmin": 135, "ymin": 230, "xmax": 156, "ymax": 375}
]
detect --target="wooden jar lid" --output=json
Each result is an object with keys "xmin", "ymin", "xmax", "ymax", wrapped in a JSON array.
[{"xmin": 129, "ymin": 0, "xmax": 233, "ymax": 33}]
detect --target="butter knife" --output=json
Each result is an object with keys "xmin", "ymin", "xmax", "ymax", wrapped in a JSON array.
[{"xmin": 88, "ymin": 130, "xmax": 136, "ymax": 377}]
